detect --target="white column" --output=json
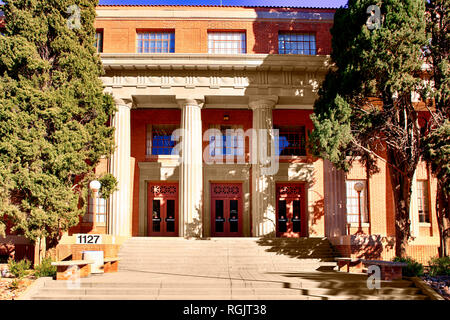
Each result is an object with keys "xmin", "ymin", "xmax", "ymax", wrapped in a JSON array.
[
  {"xmin": 249, "ymin": 96, "xmax": 278, "ymax": 237},
  {"xmin": 108, "ymin": 98, "xmax": 132, "ymax": 237},
  {"xmin": 178, "ymin": 97, "xmax": 204, "ymax": 238}
]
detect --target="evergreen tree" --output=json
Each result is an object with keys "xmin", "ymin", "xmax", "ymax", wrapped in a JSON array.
[
  {"xmin": 310, "ymin": 0, "xmax": 428, "ymax": 257},
  {"xmin": 0, "ymin": 0, "xmax": 116, "ymax": 249},
  {"xmin": 422, "ymin": 0, "xmax": 449, "ymax": 257}
]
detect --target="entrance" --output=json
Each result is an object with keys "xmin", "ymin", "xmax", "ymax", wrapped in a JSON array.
[
  {"xmin": 276, "ymin": 183, "xmax": 306, "ymax": 237},
  {"xmin": 210, "ymin": 183, "xmax": 243, "ymax": 237},
  {"xmin": 147, "ymin": 182, "xmax": 179, "ymax": 236}
]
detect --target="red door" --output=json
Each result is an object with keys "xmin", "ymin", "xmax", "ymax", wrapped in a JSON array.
[
  {"xmin": 148, "ymin": 182, "xmax": 178, "ymax": 237},
  {"xmin": 211, "ymin": 183, "xmax": 243, "ymax": 237},
  {"xmin": 276, "ymin": 183, "xmax": 306, "ymax": 238}
]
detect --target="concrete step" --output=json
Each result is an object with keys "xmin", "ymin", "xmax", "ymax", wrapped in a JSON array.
[{"xmin": 37, "ymin": 285, "xmax": 422, "ymax": 297}]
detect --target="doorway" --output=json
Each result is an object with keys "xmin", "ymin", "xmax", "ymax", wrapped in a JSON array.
[
  {"xmin": 210, "ymin": 183, "xmax": 243, "ymax": 237},
  {"xmin": 147, "ymin": 182, "xmax": 179, "ymax": 236}
]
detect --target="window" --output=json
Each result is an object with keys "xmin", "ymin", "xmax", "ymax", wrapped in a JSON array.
[
  {"xmin": 208, "ymin": 32, "xmax": 246, "ymax": 54},
  {"xmin": 278, "ymin": 32, "xmax": 316, "ymax": 55},
  {"xmin": 274, "ymin": 125, "xmax": 306, "ymax": 156},
  {"xmin": 417, "ymin": 180, "xmax": 430, "ymax": 223},
  {"xmin": 146, "ymin": 124, "xmax": 178, "ymax": 156},
  {"xmin": 209, "ymin": 125, "xmax": 244, "ymax": 156},
  {"xmin": 137, "ymin": 32, "xmax": 175, "ymax": 53},
  {"xmin": 84, "ymin": 194, "xmax": 107, "ymax": 224},
  {"xmin": 346, "ymin": 180, "xmax": 368, "ymax": 224},
  {"xmin": 95, "ymin": 30, "xmax": 103, "ymax": 53}
]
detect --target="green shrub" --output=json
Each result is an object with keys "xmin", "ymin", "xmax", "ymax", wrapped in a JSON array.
[
  {"xmin": 7, "ymin": 258, "xmax": 31, "ymax": 279},
  {"xmin": 428, "ymin": 256, "xmax": 450, "ymax": 276},
  {"xmin": 33, "ymin": 257, "xmax": 57, "ymax": 278},
  {"xmin": 392, "ymin": 256, "xmax": 424, "ymax": 277}
]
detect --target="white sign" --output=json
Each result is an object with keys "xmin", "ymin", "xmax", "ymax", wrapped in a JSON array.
[{"xmin": 75, "ymin": 234, "xmax": 102, "ymax": 244}]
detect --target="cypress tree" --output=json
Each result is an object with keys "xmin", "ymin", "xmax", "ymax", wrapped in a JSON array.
[
  {"xmin": 310, "ymin": 0, "xmax": 428, "ymax": 257},
  {"xmin": 0, "ymin": 0, "xmax": 116, "ymax": 249},
  {"xmin": 422, "ymin": 0, "xmax": 449, "ymax": 257}
]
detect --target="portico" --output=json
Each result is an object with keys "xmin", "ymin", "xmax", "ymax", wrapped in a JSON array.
[{"xmin": 102, "ymin": 53, "xmax": 330, "ymax": 238}]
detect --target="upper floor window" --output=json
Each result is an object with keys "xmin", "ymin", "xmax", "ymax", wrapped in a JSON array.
[
  {"xmin": 146, "ymin": 124, "xmax": 178, "ymax": 156},
  {"xmin": 278, "ymin": 32, "xmax": 316, "ymax": 55},
  {"xmin": 83, "ymin": 194, "xmax": 107, "ymax": 224},
  {"xmin": 345, "ymin": 180, "xmax": 368, "ymax": 224},
  {"xmin": 274, "ymin": 125, "xmax": 306, "ymax": 156},
  {"xmin": 95, "ymin": 30, "xmax": 103, "ymax": 53},
  {"xmin": 208, "ymin": 32, "xmax": 246, "ymax": 54},
  {"xmin": 417, "ymin": 180, "xmax": 430, "ymax": 223},
  {"xmin": 209, "ymin": 125, "xmax": 244, "ymax": 157},
  {"xmin": 137, "ymin": 32, "xmax": 175, "ymax": 53}
]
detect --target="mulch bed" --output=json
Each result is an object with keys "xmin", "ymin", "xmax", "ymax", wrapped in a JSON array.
[
  {"xmin": 0, "ymin": 276, "xmax": 35, "ymax": 300},
  {"xmin": 421, "ymin": 275, "xmax": 450, "ymax": 300}
]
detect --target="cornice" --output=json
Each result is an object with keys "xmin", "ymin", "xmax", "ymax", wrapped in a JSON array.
[{"xmin": 100, "ymin": 53, "xmax": 332, "ymax": 72}]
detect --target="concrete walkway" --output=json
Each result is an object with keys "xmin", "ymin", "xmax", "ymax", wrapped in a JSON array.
[{"xmin": 26, "ymin": 238, "xmax": 429, "ymax": 300}]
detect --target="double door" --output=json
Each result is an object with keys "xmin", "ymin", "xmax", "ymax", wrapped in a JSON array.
[
  {"xmin": 211, "ymin": 183, "xmax": 243, "ymax": 237},
  {"xmin": 147, "ymin": 182, "xmax": 178, "ymax": 236},
  {"xmin": 276, "ymin": 183, "xmax": 306, "ymax": 237}
]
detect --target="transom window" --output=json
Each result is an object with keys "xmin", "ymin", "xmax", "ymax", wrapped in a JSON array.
[
  {"xmin": 417, "ymin": 180, "xmax": 430, "ymax": 223},
  {"xmin": 278, "ymin": 33, "xmax": 316, "ymax": 55},
  {"xmin": 209, "ymin": 125, "xmax": 244, "ymax": 156},
  {"xmin": 346, "ymin": 180, "xmax": 368, "ymax": 224},
  {"xmin": 208, "ymin": 32, "xmax": 246, "ymax": 54},
  {"xmin": 274, "ymin": 125, "xmax": 306, "ymax": 156},
  {"xmin": 137, "ymin": 32, "xmax": 175, "ymax": 53},
  {"xmin": 146, "ymin": 124, "xmax": 178, "ymax": 156},
  {"xmin": 94, "ymin": 30, "xmax": 103, "ymax": 53},
  {"xmin": 83, "ymin": 194, "xmax": 107, "ymax": 224}
]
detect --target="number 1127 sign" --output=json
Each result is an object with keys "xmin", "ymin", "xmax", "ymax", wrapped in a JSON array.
[{"xmin": 75, "ymin": 234, "xmax": 103, "ymax": 244}]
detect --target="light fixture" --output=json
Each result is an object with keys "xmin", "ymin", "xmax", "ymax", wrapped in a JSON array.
[
  {"xmin": 89, "ymin": 180, "xmax": 101, "ymax": 193},
  {"xmin": 223, "ymin": 115, "xmax": 229, "ymax": 121},
  {"xmin": 354, "ymin": 182, "xmax": 364, "ymax": 193}
]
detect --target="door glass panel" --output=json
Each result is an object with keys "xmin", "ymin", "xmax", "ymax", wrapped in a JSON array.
[
  {"xmin": 229, "ymin": 200, "xmax": 238, "ymax": 233},
  {"xmin": 152, "ymin": 200, "xmax": 161, "ymax": 232},
  {"xmin": 292, "ymin": 200, "xmax": 301, "ymax": 233},
  {"xmin": 278, "ymin": 200, "xmax": 287, "ymax": 233},
  {"xmin": 215, "ymin": 199, "xmax": 224, "ymax": 232},
  {"xmin": 166, "ymin": 199, "xmax": 175, "ymax": 232}
]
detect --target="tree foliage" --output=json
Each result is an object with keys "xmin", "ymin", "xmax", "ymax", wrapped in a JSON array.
[
  {"xmin": 0, "ymin": 0, "xmax": 116, "ymax": 243},
  {"xmin": 422, "ymin": 0, "xmax": 449, "ymax": 256},
  {"xmin": 310, "ymin": 0, "xmax": 428, "ymax": 257}
]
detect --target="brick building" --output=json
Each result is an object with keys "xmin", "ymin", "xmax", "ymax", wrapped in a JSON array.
[{"xmin": 0, "ymin": 5, "xmax": 441, "ymax": 264}]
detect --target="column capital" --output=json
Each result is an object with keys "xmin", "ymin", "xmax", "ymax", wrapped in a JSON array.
[
  {"xmin": 248, "ymin": 95, "xmax": 278, "ymax": 110},
  {"xmin": 113, "ymin": 97, "xmax": 132, "ymax": 109},
  {"xmin": 176, "ymin": 96, "xmax": 205, "ymax": 109}
]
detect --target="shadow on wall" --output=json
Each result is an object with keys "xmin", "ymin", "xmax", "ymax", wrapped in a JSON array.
[{"xmin": 351, "ymin": 235, "xmax": 396, "ymax": 260}]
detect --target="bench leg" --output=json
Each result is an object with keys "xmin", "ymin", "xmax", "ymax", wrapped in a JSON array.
[
  {"xmin": 380, "ymin": 266, "xmax": 402, "ymax": 281},
  {"xmin": 56, "ymin": 265, "xmax": 82, "ymax": 281},
  {"xmin": 110, "ymin": 261, "xmax": 119, "ymax": 272}
]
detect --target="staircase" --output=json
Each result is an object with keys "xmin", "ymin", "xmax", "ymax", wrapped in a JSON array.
[{"xmin": 26, "ymin": 237, "xmax": 430, "ymax": 300}]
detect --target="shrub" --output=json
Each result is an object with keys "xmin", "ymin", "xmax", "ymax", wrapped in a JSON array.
[
  {"xmin": 7, "ymin": 258, "xmax": 31, "ymax": 279},
  {"xmin": 428, "ymin": 256, "xmax": 450, "ymax": 276},
  {"xmin": 34, "ymin": 257, "xmax": 57, "ymax": 278},
  {"xmin": 392, "ymin": 256, "xmax": 424, "ymax": 277},
  {"xmin": 9, "ymin": 279, "xmax": 21, "ymax": 290}
]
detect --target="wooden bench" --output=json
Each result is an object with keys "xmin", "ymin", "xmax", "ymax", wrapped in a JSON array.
[
  {"xmin": 335, "ymin": 257, "xmax": 363, "ymax": 273},
  {"xmin": 362, "ymin": 260, "xmax": 408, "ymax": 281},
  {"xmin": 51, "ymin": 260, "xmax": 94, "ymax": 280},
  {"xmin": 103, "ymin": 257, "xmax": 120, "ymax": 273}
]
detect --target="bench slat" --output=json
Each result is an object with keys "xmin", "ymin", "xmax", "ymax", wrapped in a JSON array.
[
  {"xmin": 104, "ymin": 257, "xmax": 120, "ymax": 262},
  {"xmin": 361, "ymin": 260, "xmax": 407, "ymax": 267},
  {"xmin": 52, "ymin": 260, "xmax": 94, "ymax": 266}
]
